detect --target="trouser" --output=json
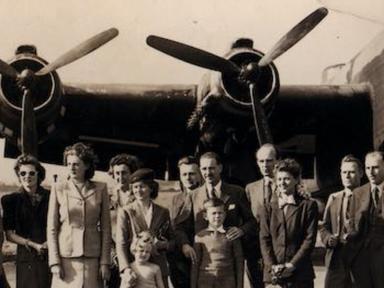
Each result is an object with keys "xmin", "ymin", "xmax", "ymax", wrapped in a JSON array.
[
  {"xmin": 324, "ymin": 246, "xmax": 354, "ymax": 288},
  {"xmin": 168, "ymin": 251, "xmax": 191, "ymax": 288},
  {"xmin": 352, "ymin": 238, "xmax": 384, "ymax": 288},
  {"xmin": 197, "ymin": 270, "xmax": 236, "ymax": 288},
  {"xmin": 245, "ymin": 257, "xmax": 264, "ymax": 288}
]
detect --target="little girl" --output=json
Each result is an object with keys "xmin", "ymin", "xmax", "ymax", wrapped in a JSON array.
[{"xmin": 121, "ymin": 231, "xmax": 165, "ymax": 288}]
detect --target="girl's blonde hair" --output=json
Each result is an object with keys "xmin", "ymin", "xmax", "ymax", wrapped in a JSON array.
[{"xmin": 130, "ymin": 230, "xmax": 155, "ymax": 255}]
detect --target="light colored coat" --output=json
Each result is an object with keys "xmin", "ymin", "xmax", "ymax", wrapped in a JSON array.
[{"xmin": 47, "ymin": 180, "xmax": 111, "ymax": 267}]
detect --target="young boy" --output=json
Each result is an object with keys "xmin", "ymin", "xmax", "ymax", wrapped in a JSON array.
[{"xmin": 191, "ymin": 198, "xmax": 244, "ymax": 288}]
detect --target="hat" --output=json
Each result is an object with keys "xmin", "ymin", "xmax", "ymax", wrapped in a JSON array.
[{"xmin": 129, "ymin": 168, "xmax": 155, "ymax": 184}]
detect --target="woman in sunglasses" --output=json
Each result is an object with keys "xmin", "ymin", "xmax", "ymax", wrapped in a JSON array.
[
  {"xmin": 1, "ymin": 154, "xmax": 51, "ymax": 288},
  {"xmin": 47, "ymin": 142, "xmax": 111, "ymax": 288}
]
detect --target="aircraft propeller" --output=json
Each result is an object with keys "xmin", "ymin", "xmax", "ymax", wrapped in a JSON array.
[
  {"xmin": 147, "ymin": 7, "xmax": 328, "ymax": 147},
  {"xmin": 0, "ymin": 27, "xmax": 119, "ymax": 156}
]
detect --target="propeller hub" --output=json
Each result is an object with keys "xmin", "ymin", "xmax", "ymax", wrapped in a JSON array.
[
  {"xmin": 17, "ymin": 69, "xmax": 37, "ymax": 90},
  {"xmin": 239, "ymin": 62, "xmax": 260, "ymax": 84}
]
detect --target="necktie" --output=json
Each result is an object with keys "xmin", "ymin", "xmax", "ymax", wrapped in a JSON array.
[
  {"xmin": 264, "ymin": 180, "xmax": 272, "ymax": 205},
  {"xmin": 373, "ymin": 187, "xmax": 380, "ymax": 208},
  {"xmin": 345, "ymin": 193, "xmax": 352, "ymax": 220},
  {"xmin": 210, "ymin": 188, "xmax": 218, "ymax": 199}
]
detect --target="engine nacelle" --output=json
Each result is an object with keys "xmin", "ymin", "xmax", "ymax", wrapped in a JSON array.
[
  {"xmin": 222, "ymin": 47, "xmax": 279, "ymax": 114},
  {"xmin": 0, "ymin": 51, "xmax": 64, "ymax": 145}
]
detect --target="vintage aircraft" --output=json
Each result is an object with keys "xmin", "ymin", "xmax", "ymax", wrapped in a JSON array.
[{"xmin": 0, "ymin": 7, "xmax": 380, "ymax": 197}]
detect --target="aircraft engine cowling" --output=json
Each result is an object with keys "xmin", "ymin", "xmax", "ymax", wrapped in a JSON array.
[
  {"xmin": 0, "ymin": 53, "xmax": 64, "ymax": 146},
  {"xmin": 220, "ymin": 48, "xmax": 280, "ymax": 117}
]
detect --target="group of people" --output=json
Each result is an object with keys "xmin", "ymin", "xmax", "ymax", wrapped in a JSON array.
[{"xmin": 0, "ymin": 142, "xmax": 384, "ymax": 288}]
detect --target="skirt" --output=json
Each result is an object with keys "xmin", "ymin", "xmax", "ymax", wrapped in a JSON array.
[
  {"xmin": 17, "ymin": 259, "xmax": 51, "ymax": 288},
  {"xmin": 51, "ymin": 257, "xmax": 101, "ymax": 288}
]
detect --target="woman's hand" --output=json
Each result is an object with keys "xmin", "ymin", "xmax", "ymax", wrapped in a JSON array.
[
  {"xmin": 121, "ymin": 268, "xmax": 137, "ymax": 287},
  {"xmin": 51, "ymin": 264, "xmax": 64, "ymax": 279},
  {"xmin": 30, "ymin": 242, "xmax": 47, "ymax": 255},
  {"xmin": 100, "ymin": 264, "xmax": 110, "ymax": 282}
]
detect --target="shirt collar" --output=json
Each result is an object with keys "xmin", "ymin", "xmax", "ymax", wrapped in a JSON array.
[
  {"xmin": 278, "ymin": 194, "xmax": 297, "ymax": 209},
  {"xmin": 344, "ymin": 188, "xmax": 353, "ymax": 197},
  {"xmin": 371, "ymin": 182, "xmax": 384, "ymax": 194},
  {"xmin": 206, "ymin": 225, "xmax": 226, "ymax": 233}
]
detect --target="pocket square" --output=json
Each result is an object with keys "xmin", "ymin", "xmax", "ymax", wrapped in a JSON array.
[{"xmin": 228, "ymin": 204, "xmax": 236, "ymax": 210}]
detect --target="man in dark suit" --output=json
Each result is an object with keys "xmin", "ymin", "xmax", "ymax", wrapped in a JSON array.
[
  {"xmin": 351, "ymin": 151, "xmax": 384, "ymax": 287},
  {"xmin": 168, "ymin": 156, "xmax": 202, "ymax": 288},
  {"xmin": 176, "ymin": 152, "xmax": 256, "ymax": 276},
  {"xmin": 320, "ymin": 155, "xmax": 363, "ymax": 288},
  {"xmin": 245, "ymin": 143, "xmax": 278, "ymax": 288}
]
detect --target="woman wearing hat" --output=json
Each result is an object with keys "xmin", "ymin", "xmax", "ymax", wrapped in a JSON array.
[
  {"xmin": 47, "ymin": 142, "xmax": 111, "ymax": 288},
  {"xmin": 116, "ymin": 168, "xmax": 174, "ymax": 288},
  {"xmin": 1, "ymin": 154, "xmax": 50, "ymax": 288}
]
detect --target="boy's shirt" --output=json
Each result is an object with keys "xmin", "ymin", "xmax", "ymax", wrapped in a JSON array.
[{"xmin": 191, "ymin": 226, "xmax": 244, "ymax": 288}]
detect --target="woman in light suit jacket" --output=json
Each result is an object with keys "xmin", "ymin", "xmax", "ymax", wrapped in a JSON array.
[
  {"xmin": 116, "ymin": 168, "xmax": 175, "ymax": 288},
  {"xmin": 47, "ymin": 142, "xmax": 111, "ymax": 288}
]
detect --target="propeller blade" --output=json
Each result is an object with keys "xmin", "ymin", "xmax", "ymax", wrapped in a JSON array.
[
  {"xmin": 36, "ymin": 27, "xmax": 119, "ymax": 76},
  {"xmin": 21, "ymin": 89, "xmax": 38, "ymax": 156},
  {"xmin": 249, "ymin": 83, "xmax": 273, "ymax": 145},
  {"xmin": 147, "ymin": 35, "xmax": 240, "ymax": 75},
  {"xmin": 0, "ymin": 59, "xmax": 19, "ymax": 78},
  {"xmin": 258, "ymin": 7, "xmax": 328, "ymax": 67}
]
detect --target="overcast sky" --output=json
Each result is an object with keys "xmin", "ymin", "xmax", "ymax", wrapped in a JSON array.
[{"xmin": 0, "ymin": 0, "xmax": 382, "ymax": 85}]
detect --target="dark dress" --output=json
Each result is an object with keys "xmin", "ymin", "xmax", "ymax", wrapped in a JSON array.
[{"xmin": 1, "ymin": 187, "xmax": 51, "ymax": 288}]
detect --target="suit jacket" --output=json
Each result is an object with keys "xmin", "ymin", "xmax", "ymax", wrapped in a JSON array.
[
  {"xmin": 245, "ymin": 179, "xmax": 276, "ymax": 223},
  {"xmin": 352, "ymin": 183, "xmax": 384, "ymax": 244},
  {"xmin": 176, "ymin": 182, "xmax": 257, "ymax": 247},
  {"xmin": 116, "ymin": 200, "xmax": 175, "ymax": 275},
  {"xmin": 47, "ymin": 180, "xmax": 111, "ymax": 267},
  {"xmin": 319, "ymin": 190, "xmax": 361, "ymax": 268},
  {"xmin": 259, "ymin": 196, "xmax": 318, "ymax": 283}
]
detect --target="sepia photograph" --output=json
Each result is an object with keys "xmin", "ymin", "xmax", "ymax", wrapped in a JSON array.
[{"xmin": 0, "ymin": 0, "xmax": 383, "ymax": 287}]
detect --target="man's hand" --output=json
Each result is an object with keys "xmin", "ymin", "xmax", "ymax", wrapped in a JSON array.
[
  {"xmin": 328, "ymin": 235, "xmax": 339, "ymax": 248},
  {"xmin": 182, "ymin": 244, "xmax": 197, "ymax": 264},
  {"xmin": 51, "ymin": 264, "xmax": 64, "ymax": 279},
  {"xmin": 100, "ymin": 264, "xmax": 110, "ymax": 282},
  {"xmin": 154, "ymin": 237, "xmax": 169, "ymax": 251},
  {"xmin": 226, "ymin": 227, "xmax": 244, "ymax": 241}
]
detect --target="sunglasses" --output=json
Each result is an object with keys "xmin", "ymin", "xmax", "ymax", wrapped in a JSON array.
[{"xmin": 19, "ymin": 171, "xmax": 37, "ymax": 177}]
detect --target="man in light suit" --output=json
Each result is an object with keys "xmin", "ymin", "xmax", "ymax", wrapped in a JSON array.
[
  {"xmin": 320, "ymin": 155, "xmax": 363, "ymax": 288},
  {"xmin": 244, "ymin": 143, "xmax": 278, "ymax": 288},
  {"xmin": 168, "ymin": 156, "xmax": 202, "ymax": 288},
  {"xmin": 351, "ymin": 151, "xmax": 384, "ymax": 287},
  {"xmin": 176, "ymin": 152, "xmax": 256, "ymax": 273}
]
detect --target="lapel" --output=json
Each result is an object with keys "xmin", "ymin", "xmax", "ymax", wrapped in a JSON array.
[
  {"xmin": 220, "ymin": 183, "xmax": 231, "ymax": 204},
  {"xmin": 149, "ymin": 203, "xmax": 162, "ymax": 231},
  {"xmin": 333, "ymin": 192, "xmax": 344, "ymax": 234},
  {"xmin": 128, "ymin": 201, "xmax": 149, "ymax": 231},
  {"xmin": 82, "ymin": 181, "xmax": 97, "ymax": 200},
  {"xmin": 354, "ymin": 184, "xmax": 370, "ymax": 214},
  {"xmin": 66, "ymin": 180, "xmax": 83, "ymax": 200},
  {"xmin": 195, "ymin": 186, "xmax": 209, "ymax": 210},
  {"xmin": 271, "ymin": 201, "xmax": 284, "ymax": 231},
  {"xmin": 284, "ymin": 196, "xmax": 304, "ymax": 222}
]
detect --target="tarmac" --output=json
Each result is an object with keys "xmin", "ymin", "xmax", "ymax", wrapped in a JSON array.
[{"xmin": 2, "ymin": 261, "xmax": 326, "ymax": 287}]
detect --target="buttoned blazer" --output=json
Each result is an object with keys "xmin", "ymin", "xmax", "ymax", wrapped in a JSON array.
[
  {"xmin": 259, "ymin": 197, "xmax": 318, "ymax": 283},
  {"xmin": 116, "ymin": 201, "xmax": 175, "ymax": 272},
  {"xmin": 194, "ymin": 183, "xmax": 255, "ymax": 235},
  {"xmin": 47, "ymin": 180, "xmax": 111, "ymax": 267}
]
